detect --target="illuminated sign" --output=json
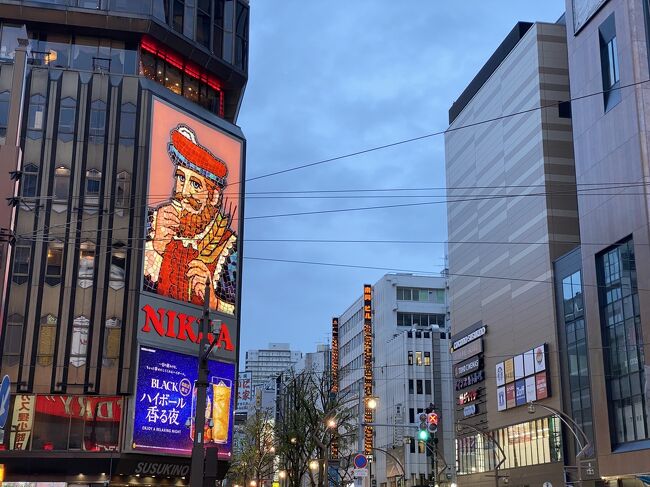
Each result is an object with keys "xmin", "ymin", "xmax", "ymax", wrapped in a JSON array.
[
  {"xmin": 458, "ymin": 390, "xmax": 478, "ymax": 405},
  {"xmin": 331, "ymin": 316, "xmax": 339, "ymax": 460},
  {"xmin": 496, "ymin": 344, "xmax": 549, "ymax": 412},
  {"xmin": 463, "ymin": 404, "xmax": 477, "ymax": 417},
  {"xmin": 454, "ymin": 356, "xmax": 481, "ymax": 378},
  {"xmin": 331, "ymin": 317, "xmax": 339, "ymax": 394},
  {"xmin": 363, "ymin": 284, "xmax": 373, "ymax": 456},
  {"xmin": 143, "ymin": 98, "xmax": 243, "ymax": 316},
  {"xmin": 451, "ymin": 325, "xmax": 486, "ymax": 352},
  {"xmin": 9, "ymin": 395, "xmax": 34, "ymax": 450},
  {"xmin": 132, "ymin": 346, "xmax": 235, "ymax": 459},
  {"xmin": 451, "ymin": 339, "xmax": 482, "ymax": 364},
  {"xmin": 236, "ymin": 371, "xmax": 252, "ymax": 411},
  {"xmin": 455, "ymin": 370, "xmax": 484, "ymax": 391}
]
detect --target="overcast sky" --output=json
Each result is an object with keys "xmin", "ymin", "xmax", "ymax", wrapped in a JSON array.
[{"xmin": 236, "ymin": 1, "xmax": 565, "ymax": 363}]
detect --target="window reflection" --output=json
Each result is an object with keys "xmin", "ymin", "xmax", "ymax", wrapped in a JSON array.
[
  {"xmin": 45, "ymin": 241, "xmax": 64, "ymax": 285},
  {"xmin": 54, "ymin": 166, "xmax": 70, "ymax": 201}
]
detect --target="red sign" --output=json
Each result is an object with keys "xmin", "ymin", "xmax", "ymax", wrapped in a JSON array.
[
  {"xmin": 458, "ymin": 390, "xmax": 478, "ymax": 405},
  {"xmin": 535, "ymin": 372, "xmax": 548, "ymax": 400},
  {"xmin": 505, "ymin": 383, "xmax": 516, "ymax": 409},
  {"xmin": 427, "ymin": 412, "xmax": 439, "ymax": 426},
  {"xmin": 141, "ymin": 304, "xmax": 234, "ymax": 351},
  {"xmin": 35, "ymin": 395, "xmax": 122, "ymax": 421}
]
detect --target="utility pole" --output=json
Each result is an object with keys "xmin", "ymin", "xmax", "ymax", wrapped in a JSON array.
[{"xmin": 190, "ymin": 279, "xmax": 212, "ymax": 487}]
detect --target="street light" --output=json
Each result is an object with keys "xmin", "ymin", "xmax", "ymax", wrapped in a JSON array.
[
  {"xmin": 366, "ymin": 397, "xmax": 378, "ymax": 410},
  {"xmin": 290, "ymin": 437, "xmax": 297, "ymax": 444},
  {"xmin": 309, "ymin": 460, "xmax": 319, "ymax": 471},
  {"xmin": 278, "ymin": 470, "xmax": 287, "ymax": 479},
  {"xmin": 250, "ymin": 481, "xmax": 257, "ymax": 487},
  {"xmin": 527, "ymin": 401, "xmax": 592, "ymax": 485},
  {"xmin": 326, "ymin": 418, "xmax": 337, "ymax": 429}
]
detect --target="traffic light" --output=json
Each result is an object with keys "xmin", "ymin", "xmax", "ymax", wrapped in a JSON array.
[
  {"xmin": 417, "ymin": 412, "xmax": 429, "ymax": 441},
  {"xmin": 427, "ymin": 412, "xmax": 439, "ymax": 434}
]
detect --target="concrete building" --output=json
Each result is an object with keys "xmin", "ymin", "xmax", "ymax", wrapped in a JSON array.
[
  {"xmin": 245, "ymin": 343, "xmax": 303, "ymax": 389},
  {"xmin": 445, "ymin": 19, "xmax": 578, "ymax": 487},
  {"xmin": 557, "ymin": 0, "xmax": 650, "ymax": 482},
  {"xmin": 0, "ymin": 0, "xmax": 249, "ymax": 484},
  {"xmin": 336, "ymin": 274, "xmax": 453, "ymax": 487}
]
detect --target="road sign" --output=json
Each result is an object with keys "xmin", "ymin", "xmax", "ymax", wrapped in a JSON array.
[
  {"xmin": 354, "ymin": 469, "xmax": 368, "ymax": 478},
  {"xmin": 353, "ymin": 454, "xmax": 368, "ymax": 469},
  {"xmin": 0, "ymin": 375, "xmax": 10, "ymax": 429}
]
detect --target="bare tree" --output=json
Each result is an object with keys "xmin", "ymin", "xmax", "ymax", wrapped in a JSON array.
[{"xmin": 228, "ymin": 407, "xmax": 276, "ymax": 487}]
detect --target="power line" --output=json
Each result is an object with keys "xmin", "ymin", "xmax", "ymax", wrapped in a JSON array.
[{"xmin": 243, "ymin": 78, "xmax": 650, "ymax": 183}]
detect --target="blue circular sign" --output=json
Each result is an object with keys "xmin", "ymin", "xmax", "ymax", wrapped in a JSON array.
[
  {"xmin": 0, "ymin": 375, "xmax": 11, "ymax": 429},
  {"xmin": 353, "ymin": 454, "xmax": 368, "ymax": 469}
]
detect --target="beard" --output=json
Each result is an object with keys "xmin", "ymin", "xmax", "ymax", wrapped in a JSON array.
[{"xmin": 175, "ymin": 191, "xmax": 219, "ymax": 238}]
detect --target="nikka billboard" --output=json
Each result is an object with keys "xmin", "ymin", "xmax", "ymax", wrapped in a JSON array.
[{"xmin": 137, "ymin": 97, "xmax": 244, "ymax": 362}]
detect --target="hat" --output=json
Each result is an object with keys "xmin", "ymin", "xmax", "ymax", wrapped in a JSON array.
[{"xmin": 167, "ymin": 124, "xmax": 228, "ymax": 187}]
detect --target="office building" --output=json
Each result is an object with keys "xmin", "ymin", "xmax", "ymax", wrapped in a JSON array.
[
  {"xmin": 558, "ymin": 0, "xmax": 650, "ymax": 482},
  {"xmin": 244, "ymin": 343, "xmax": 303, "ymax": 390},
  {"xmin": 0, "ymin": 0, "xmax": 249, "ymax": 484},
  {"xmin": 445, "ymin": 20, "xmax": 578, "ymax": 487},
  {"xmin": 335, "ymin": 274, "xmax": 453, "ymax": 487}
]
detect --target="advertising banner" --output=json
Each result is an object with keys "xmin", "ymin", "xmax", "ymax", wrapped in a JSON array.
[
  {"xmin": 497, "ymin": 387, "xmax": 506, "ymax": 411},
  {"xmin": 133, "ymin": 346, "xmax": 236, "ymax": 459},
  {"xmin": 9, "ymin": 395, "xmax": 34, "ymax": 450},
  {"xmin": 496, "ymin": 343, "xmax": 549, "ymax": 412},
  {"xmin": 236, "ymin": 371, "xmax": 252, "ymax": 411},
  {"xmin": 505, "ymin": 383, "xmax": 516, "ymax": 409},
  {"xmin": 504, "ymin": 358, "xmax": 514, "ymax": 383},
  {"xmin": 515, "ymin": 379, "xmax": 526, "ymax": 406},
  {"xmin": 525, "ymin": 376, "xmax": 537, "ymax": 402},
  {"xmin": 143, "ymin": 97, "xmax": 243, "ymax": 317},
  {"xmin": 535, "ymin": 372, "xmax": 549, "ymax": 400},
  {"xmin": 514, "ymin": 355, "xmax": 524, "ymax": 380},
  {"xmin": 495, "ymin": 362, "xmax": 505, "ymax": 387},
  {"xmin": 534, "ymin": 344, "xmax": 547, "ymax": 373},
  {"xmin": 524, "ymin": 349, "xmax": 535, "ymax": 376}
]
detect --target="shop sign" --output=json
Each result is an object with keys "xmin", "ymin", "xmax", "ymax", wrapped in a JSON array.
[
  {"xmin": 9, "ymin": 395, "xmax": 34, "ymax": 450},
  {"xmin": 116, "ymin": 455, "xmax": 191, "ymax": 477},
  {"xmin": 535, "ymin": 372, "xmax": 549, "ymax": 400},
  {"xmin": 236, "ymin": 371, "xmax": 252, "ymax": 411},
  {"xmin": 514, "ymin": 355, "xmax": 524, "ymax": 380},
  {"xmin": 363, "ymin": 284, "xmax": 374, "ymax": 456},
  {"xmin": 451, "ymin": 325, "xmax": 487, "ymax": 352},
  {"xmin": 504, "ymin": 358, "xmax": 514, "ymax": 383},
  {"xmin": 454, "ymin": 356, "xmax": 481, "ymax": 378},
  {"xmin": 496, "ymin": 362, "xmax": 505, "ymax": 386},
  {"xmin": 455, "ymin": 370, "xmax": 484, "ymax": 391},
  {"xmin": 463, "ymin": 404, "xmax": 477, "ymax": 417},
  {"xmin": 35, "ymin": 395, "xmax": 122, "ymax": 421},
  {"xmin": 515, "ymin": 379, "xmax": 526, "ymax": 406},
  {"xmin": 525, "ymin": 376, "xmax": 537, "ymax": 402},
  {"xmin": 505, "ymin": 383, "xmax": 516, "ymax": 409},
  {"xmin": 452, "ymin": 339, "xmax": 482, "ymax": 364},
  {"xmin": 132, "ymin": 346, "xmax": 235, "ymax": 459},
  {"xmin": 497, "ymin": 387, "xmax": 506, "ymax": 411},
  {"xmin": 458, "ymin": 390, "xmax": 478, "ymax": 405},
  {"xmin": 534, "ymin": 344, "xmax": 547, "ymax": 373}
]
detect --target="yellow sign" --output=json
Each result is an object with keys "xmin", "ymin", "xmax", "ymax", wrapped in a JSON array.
[{"xmin": 504, "ymin": 358, "xmax": 515, "ymax": 383}]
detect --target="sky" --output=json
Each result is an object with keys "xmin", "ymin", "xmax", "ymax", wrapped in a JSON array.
[{"xmin": 236, "ymin": 1, "xmax": 565, "ymax": 362}]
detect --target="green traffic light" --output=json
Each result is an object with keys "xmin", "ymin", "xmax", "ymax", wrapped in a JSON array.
[{"xmin": 418, "ymin": 430, "xmax": 429, "ymax": 441}]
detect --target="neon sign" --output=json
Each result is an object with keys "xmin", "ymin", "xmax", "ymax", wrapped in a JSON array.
[{"xmin": 363, "ymin": 284, "xmax": 373, "ymax": 456}]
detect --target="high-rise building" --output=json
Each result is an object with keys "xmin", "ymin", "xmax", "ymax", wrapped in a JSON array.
[
  {"xmin": 557, "ymin": 0, "xmax": 650, "ymax": 481},
  {"xmin": 445, "ymin": 19, "xmax": 578, "ymax": 487},
  {"xmin": 0, "ymin": 1, "xmax": 249, "ymax": 484},
  {"xmin": 245, "ymin": 343, "xmax": 303, "ymax": 390},
  {"xmin": 335, "ymin": 274, "xmax": 452, "ymax": 487}
]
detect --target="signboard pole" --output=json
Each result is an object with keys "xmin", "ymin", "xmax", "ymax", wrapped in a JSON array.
[{"xmin": 190, "ymin": 280, "xmax": 211, "ymax": 487}]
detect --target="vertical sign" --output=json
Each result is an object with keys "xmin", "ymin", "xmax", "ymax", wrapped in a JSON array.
[
  {"xmin": 236, "ymin": 371, "xmax": 253, "ymax": 412},
  {"xmin": 363, "ymin": 284, "xmax": 373, "ymax": 456},
  {"xmin": 10, "ymin": 395, "xmax": 34, "ymax": 450},
  {"xmin": 331, "ymin": 317, "xmax": 339, "ymax": 460}
]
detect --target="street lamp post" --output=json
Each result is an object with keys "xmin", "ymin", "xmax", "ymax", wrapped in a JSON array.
[
  {"xmin": 456, "ymin": 421, "xmax": 506, "ymax": 487},
  {"xmin": 527, "ymin": 401, "xmax": 592, "ymax": 485}
]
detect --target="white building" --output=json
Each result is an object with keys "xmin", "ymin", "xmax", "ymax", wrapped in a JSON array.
[
  {"xmin": 337, "ymin": 274, "xmax": 453, "ymax": 487},
  {"xmin": 244, "ymin": 342, "xmax": 302, "ymax": 389}
]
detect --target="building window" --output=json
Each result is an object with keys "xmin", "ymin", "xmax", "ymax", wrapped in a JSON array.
[
  {"xmin": 408, "ymin": 351, "xmax": 413, "ymax": 365},
  {"xmin": 597, "ymin": 239, "xmax": 648, "ymax": 444},
  {"xmin": 213, "ymin": 0, "xmax": 225, "ymax": 56},
  {"xmin": 418, "ymin": 441, "xmax": 426, "ymax": 454},
  {"xmin": 53, "ymin": 166, "xmax": 70, "ymax": 201},
  {"xmin": 409, "ymin": 438, "xmax": 415, "ymax": 454},
  {"xmin": 70, "ymin": 316, "xmax": 90, "ymax": 367},
  {"xmin": 425, "ymin": 380, "xmax": 432, "ymax": 395},
  {"xmin": 88, "ymin": 100, "xmax": 106, "ymax": 144},
  {"xmin": 3, "ymin": 314, "xmax": 23, "ymax": 366},
  {"xmin": 415, "ymin": 351, "xmax": 422, "ymax": 366},
  {"xmin": 172, "ymin": 0, "xmax": 184, "ymax": 33},
  {"xmin": 21, "ymin": 163, "xmax": 39, "ymax": 199},
  {"xmin": 409, "ymin": 408, "xmax": 414, "ymax": 424},
  {"xmin": 119, "ymin": 103, "xmax": 137, "ymax": 146},
  {"xmin": 416, "ymin": 380, "xmax": 423, "ymax": 395},
  {"xmin": 85, "ymin": 169, "xmax": 102, "ymax": 207},
  {"xmin": 424, "ymin": 351, "xmax": 431, "ymax": 366},
  {"xmin": 563, "ymin": 271, "xmax": 584, "ymax": 322},
  {"xmin": 115, "ymin": 171, "xmax": 130, "ymax": 210},
  {"xmin": 58, "ymin": 97, "xmax": 76, "ymax": 142},
  {"xmin": 397, "ymin": 287, "xmax": 444, "ymax": 303},
  {"xmin": 109, "ymin": 242, "xmax": 126, "ymax": 290},
  {"xmin": 78, "ymin": 242, "xmax": 95, "ymax": 288},
  {"xmin": 408, "ymin": 379, "xmax": 414, "ymax": 394},
  {"xmin": 397, "ymin": 312, "xmax": 445, "ymax": 327},
  {"xmin": 197, "ymin": 0, "xmax": 211, "ymax": 48},
  {"xmin": 27, "ymin": 94, "xmax": 46, "ymax": 138},
  {"xmin": 103, "ymin": 317, "xmax": 122, "ymax": 367},
  {"xmin": 12, "ymin": 244, "xmax": 31, "ymax": 284},
  {"xmin": 45, "ymin": 241, "xmax": 64, "ymax": 286},
  {"xmin": 37, "ymin": 314, "xmax": 57, "ymax": 367},
  {"xmin": 234, "ymin": 1, "xmax": 249, "ymax": 70},
  {"xmin": 599, "ymin": 14, "xmax": 621, "ymax": 111},
  {"xmin": 0, "ymin": 90, "xmax": 9, "ymax": 144}
]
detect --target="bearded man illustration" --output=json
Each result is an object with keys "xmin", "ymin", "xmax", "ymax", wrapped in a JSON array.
[{"xmin": 144, "ymin": 124, "xmax": 237, "ymax": 313}]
